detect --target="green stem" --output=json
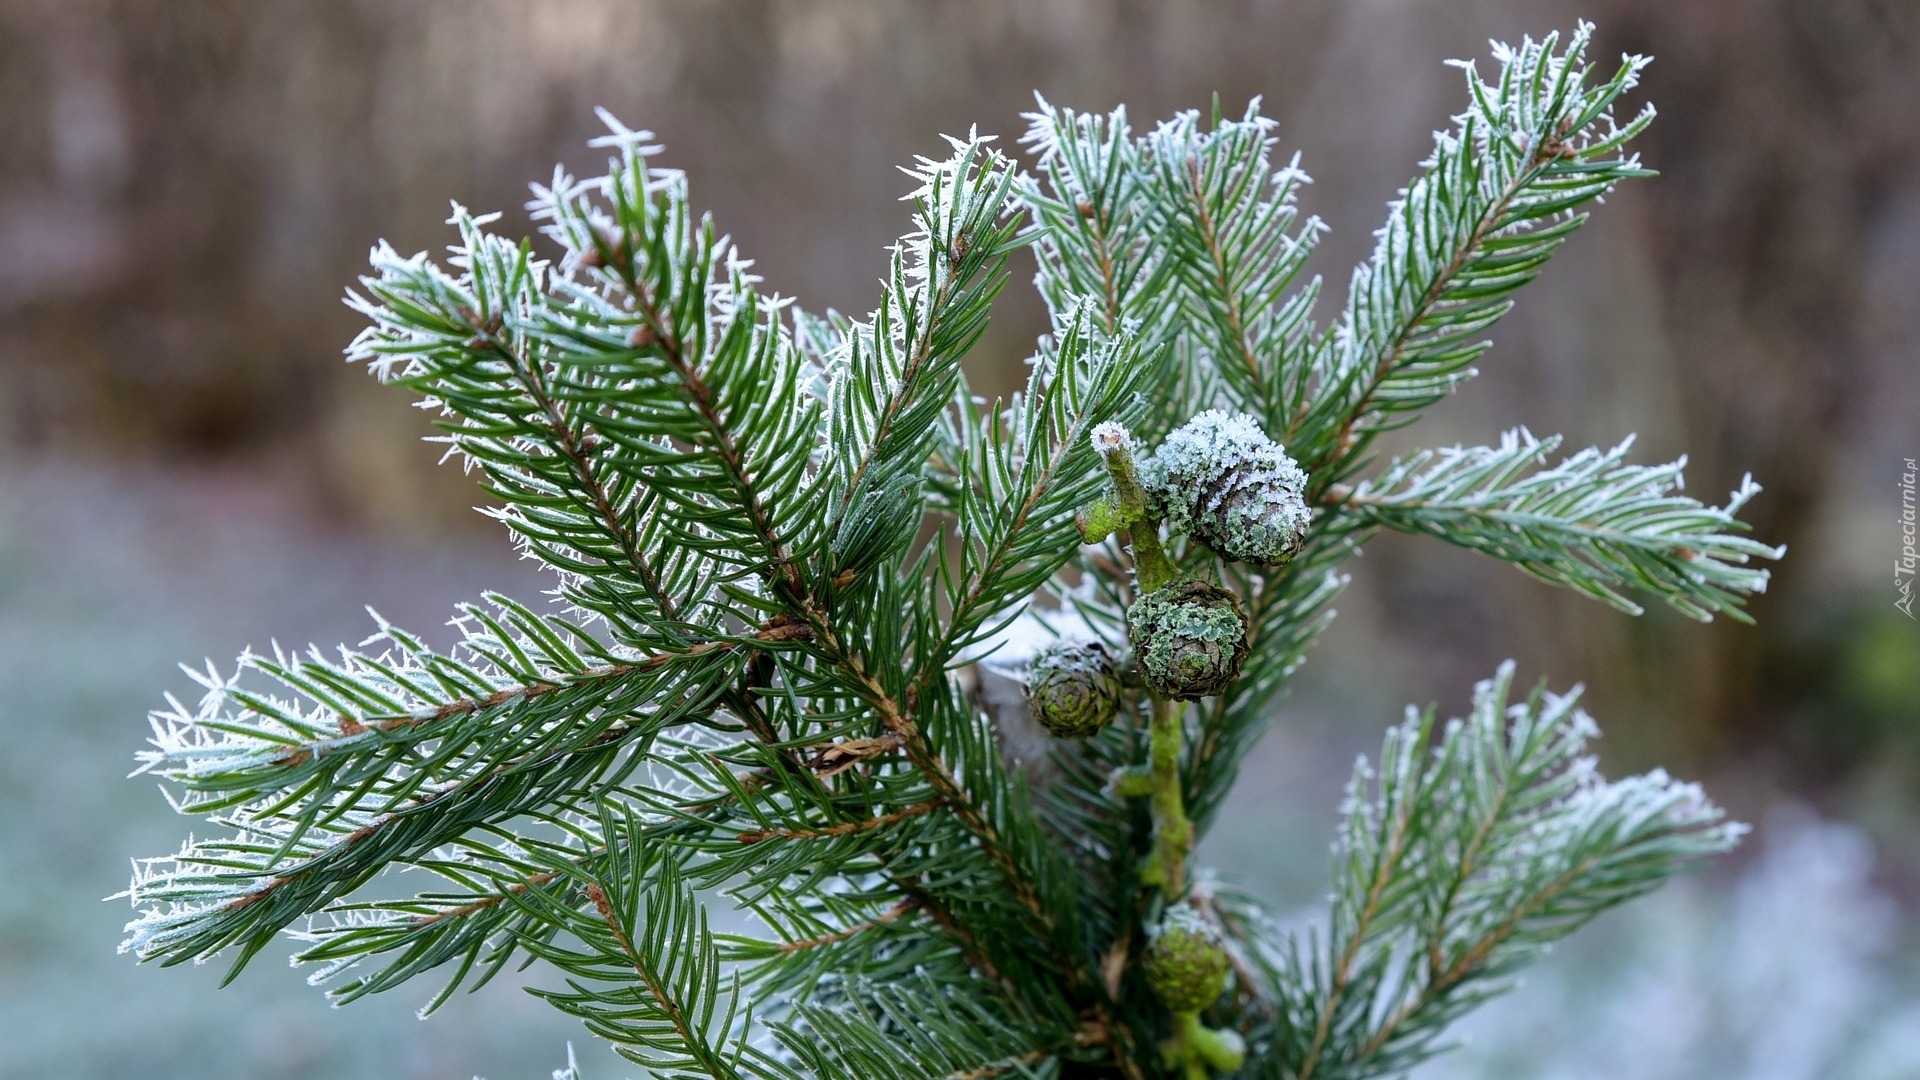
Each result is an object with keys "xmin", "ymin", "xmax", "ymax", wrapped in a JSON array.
[
  {"xmin": 1093, "ymin": 423, "xmax": 1242, "ymax": 1076},
  {"xmin": 1094, "ymin": 426, "xmax": 1179, "ymax": 593},
  {"xmin": 1108, "ymin": 765, "xmax": 1154, "ymax": 798},
  {"xmin": 1163, "ymin": 1010, "xmax": 1248, "ymax": 1078},
  {"xmin": 1147, "ymin": 695, "xmax": 1192, "ymax": 900},
  {"xmin": 1092, "ymin": 423, "xmax": 1192, "ymax": 900}
]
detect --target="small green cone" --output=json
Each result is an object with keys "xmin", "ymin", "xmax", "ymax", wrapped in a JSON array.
[
  {"xmin": 1025, "ymin": 639, "xmax": 1124, "ymax": 739},
  {"xmin": 1145, "ymin": 906, "xmax": 1232, "ymax": 1013},
  {"xmin": 1127, "ymin": 580, "xmax": 1249, "ymax": 701}
]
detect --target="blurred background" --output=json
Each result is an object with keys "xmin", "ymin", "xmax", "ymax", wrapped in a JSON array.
[{"xmin": 0, "ymin": 1, "xmax": 1914, "ymax": 1077}]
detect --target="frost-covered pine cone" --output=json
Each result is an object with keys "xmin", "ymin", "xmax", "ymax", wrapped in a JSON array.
[
  {"xmin": 1143, "ymin": 409, "xmax": 1311, "ymax": 565},
  {"xmin": 1127, "ymin": 580, "xmax": 1249, "ymax": 700}
]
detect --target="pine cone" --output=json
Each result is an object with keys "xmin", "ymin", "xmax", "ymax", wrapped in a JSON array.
[
  {"xmin": 1145, "ymin": 906, "xmax": 1232, "ymax": 1013},
  {"xmin": 1143, "ymin": 409, "xmax": 1310, "ymax": 565},
  {"xmin": 1024, "ymin": 639, "xmax": 1124, "ymax": 739},
  {"xmin": 1126, "ymin": 580, "xmax": 1249, "ymax": 700}
]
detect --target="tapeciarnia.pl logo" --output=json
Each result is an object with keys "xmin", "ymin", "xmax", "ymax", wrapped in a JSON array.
[{"xmin": 1899, "ymin": 457, "xmax": 1917, "ymax": 620}]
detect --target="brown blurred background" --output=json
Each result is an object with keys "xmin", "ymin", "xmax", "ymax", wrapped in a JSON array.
[{"xmin": 0, "ymin": 2, "xmax": 1914, "ymax": 1077}]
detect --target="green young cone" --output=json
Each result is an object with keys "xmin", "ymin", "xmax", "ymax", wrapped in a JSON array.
[
  {"xmin": 1025, "ymin": 639, "xmax": 1124, "ymax": 739},
  {"xmin": 1127, "ymin": 580, "xmax": 1249, "ymax": 701},
  {"xmin": 1145, "ymin": 906, "xmax": 1233, "ymax": 1013}
]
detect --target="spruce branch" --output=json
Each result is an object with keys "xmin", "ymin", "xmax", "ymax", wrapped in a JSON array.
[
  {"xmin": 1255, "ymin": 663, "xmax": 1743, "ymax": 1080},
  {"xmin": 294, "ymin": 816, "xmax": 611, "ymax": 1009},
  {"xmin": 119, "ymin": 25, "xmax": 1775, "ymax": 1080},
  {"xmin": 539, "ymin": 124, "xmax": 1079, "ymax": 1014},
  {"xmin": 747, "ymin": 139, "xmax": 1085, "ymax": 979},
  {"xmin": 529, "ymin": 115, "xmax": 829, "ymax": 606},
  {"xmin": 1018, "ymin": 102, "xmax": 1194, "ymax": 447},
  {"xmin": 1334, "ymin": 429, "xmax": 1784, "ymax": 621},
  {"xmin": 120, "ymin": 598, "xmax": 797, "ymax": 976},
  {"xmin": 1141, "ymin": 101, "xmax": 1325, "ymax": 427},
  {"xmin": 516, "ymin": 804, "xmax": 754, "ymax": 1080},
  {"xmin": 769, "ymin": 976, "xmax": 1061, "ymax": 1080},
  {"xmin": 1020, "ymin": 100, "xmax": 1173, "ymax": 339},
  {"xmin": 924, "ymin": 303, "xmax": 1158, "ymax": 668},
  {"xmin": 1290, "ymin": 22, "xmax": 1657, "ymax": 487},
  {"xmin": 820, "ymin": 133, "xmax": 1023, "ymax": 585},
  {"xmin": 349, "ymin": 212, "xmax": 716, "ymax": 641}
]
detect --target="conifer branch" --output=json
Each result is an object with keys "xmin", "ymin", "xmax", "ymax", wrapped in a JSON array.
[
  {"xmin": 120, "ymin": 27, "xmax": 1771, "ymax": 1080},
  {"xmin": 1336, "ymin": 429, "xmax": 1783, "ymax": 620},
  {"xmin": 735, "ymin": 800, "xmax": 946, "ymax": 844},
  {"xmin": 1256, "ymin": 664, "xmax": 1743, "ymax": 1080},
  {"xmin": 1143, "ymin": 102, "xmax": 1324, "ymax": 425},
  {"xmin": 535, "ymin": 119, "xmax": 813, "ymax": 595},
  {"xmin": 770, "ymin": 899, "xmax": 921, "ymax": 954},
  {"xmin": 1021, "ymin": 100, "xmax": 1173, "ymax": 339},
  {"xmin": 812, "ymin": 628, "xmax": 1058, "ymax": 940},
  {"xmin": 519, "ymin": 806, "xmax": 753, "ymax": 1078},
  {"xmin": 819, "ymin": 134, "xmax": 1023, "ymax": 585},
  {"xmin": 1290, "ymin": 23, "xmax": 1657, "ymax": 486},
  {"xmin": 924, "ymin": 305, "xmax": 1155, "ymax": 666},
  {"xmin": 121, "ymin": 599, "xmax": 795, "ymax": 975},
  {"xmin": 770, "ymin": 976, "xmax": 1063, "ymax": 1080},
  {"xmin": 457, "ymin": 297, "xmax": 689, "ymax": 626},
  {"xmin": 548, "ymin": 127, "xmax": 1072, "ymax": 1012}
]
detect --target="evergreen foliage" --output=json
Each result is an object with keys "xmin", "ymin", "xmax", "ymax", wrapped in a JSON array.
[{"xmin": 121, "ymin": 23, "xmax": 1779, "ymax": 1079}]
